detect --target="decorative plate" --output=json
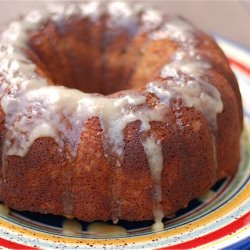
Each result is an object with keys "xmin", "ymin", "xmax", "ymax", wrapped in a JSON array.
[{"xmin": 0, "ymin": 36, "xmax": 249, "ymax": 249}]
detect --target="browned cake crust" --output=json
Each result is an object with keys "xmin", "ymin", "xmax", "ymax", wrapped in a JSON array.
[{"xmin": 0, "ymin": 2, "xmax": 243, "ymax": 222}]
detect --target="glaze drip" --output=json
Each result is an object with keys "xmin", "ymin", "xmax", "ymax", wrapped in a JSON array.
[
  {"xmin": 0, "ymin": 203, "xmax": 10, "ymax": 217},
  {"xmin": 0, "ymin": 2, "xmax": 224, "ymax": 227},
  {"xmin": 87, "ymin": 222, "xmax": 127, "ymax": 236},
  {"xmin": 142, "ymin": 136, "xmax": 164, "ymax": 231},
  {"xmin": 62, "ymin": 219, "xmax": 82, "ymax": 235}
]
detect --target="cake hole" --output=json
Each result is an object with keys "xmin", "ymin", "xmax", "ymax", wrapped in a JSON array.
[{"xmin": 27, "ymin": 19, "xmax": 138, "ymax": 95}]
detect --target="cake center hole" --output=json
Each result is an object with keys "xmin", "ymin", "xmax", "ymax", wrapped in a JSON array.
[{"xmin": 27, "ymin": 20, "xmax": 138, "ymax": 95}]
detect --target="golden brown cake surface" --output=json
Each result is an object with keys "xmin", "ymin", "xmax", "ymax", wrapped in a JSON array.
[{"xmin": 0, "ymin": 2, "xmax": 243, "ymax": 228}]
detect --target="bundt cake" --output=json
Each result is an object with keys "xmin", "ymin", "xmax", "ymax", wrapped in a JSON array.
[{"xmin": 0, "ymin": 2, "xmax": 243, "ymax": 230}]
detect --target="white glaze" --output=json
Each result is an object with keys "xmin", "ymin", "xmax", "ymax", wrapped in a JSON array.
[
  {"xmin": 0, "ymin": 204, "xmax": 10, "ymax": 217},
  {"xmin": 197, "ymin": 190, "xmax": 216, "ymax": 203},
  {"xmin": 153, "ymin": 16, "xmax": 223, "ymax": 130},
  {"xmin": 142, "ymin": 136, "xmax": 164, "ymax": 231},
  {"xmin": 142, "ymin": 136, "xmax": 163, "ymax": 202},
  {"xmin": 2, "ymin": 84, "xmax": 168, "ymax": 159},
  {"xmin": 150, "ymin": 16, "xmax": 194, "ymax": 44},
  {"xmin": 152, "ymin": 206, "xmax": 164, "ymax": 231},
  {"xmin": 87, "ymin": 222, "xmax": 127, "ymax": 236},
  {"xmin": 0, "ymin": 2, "xmax": 224, "ymax": 228},
  {"xmin": 107, "ymin": 2, "xmax": 133, "ymax": 28},
  {"xmin": 79, "ymin": 2, "xmax": 102, "ymax": 21},
  {"xmin": 62, "ymin": 219, "xmax": 82, "ymax": 235},
  {"xmin": 141, "ymin": 9, "xmax": 163, "ymax": 33},
  {"xmin": 151, "ymin": 61, "xmax": 223, "ymax": 129}
]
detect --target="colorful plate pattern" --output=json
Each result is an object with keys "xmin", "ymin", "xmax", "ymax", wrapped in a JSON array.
[{"xmin": 0, "ymin": 36, "xmax": 249, "ymax": 249}]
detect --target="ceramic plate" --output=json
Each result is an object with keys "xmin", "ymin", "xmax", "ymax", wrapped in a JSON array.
[{"xmin": 0, "ymin": 36, "xmax": 249, "ymax": 249}]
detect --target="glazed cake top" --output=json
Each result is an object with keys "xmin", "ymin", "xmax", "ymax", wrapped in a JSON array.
[{"xmin": 0, "ymin": 2, "xmax": 223, "ymax": 158}]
